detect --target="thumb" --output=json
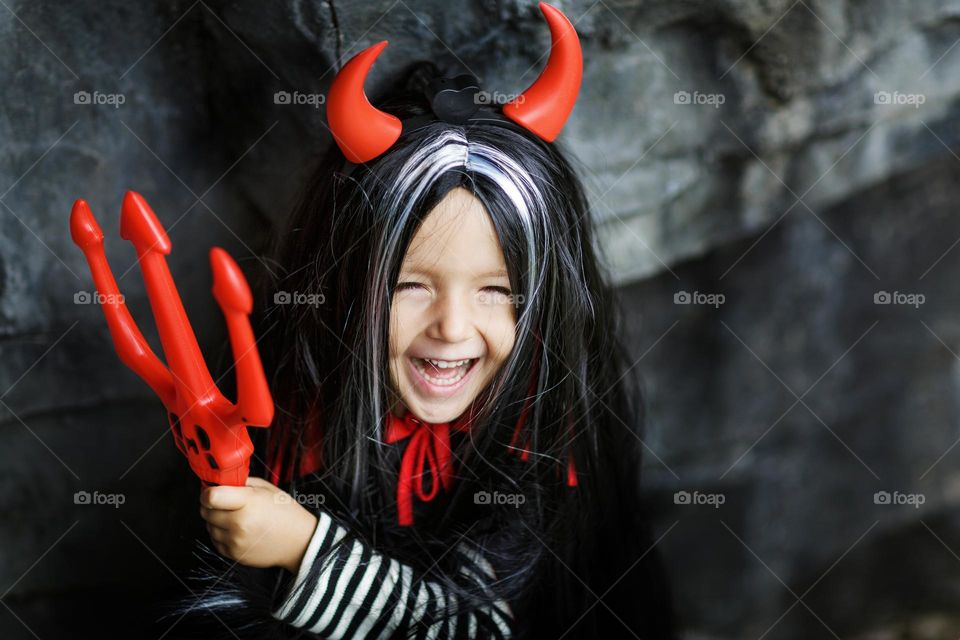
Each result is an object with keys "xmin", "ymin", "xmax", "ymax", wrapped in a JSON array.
[
  {"xmin": 245, "ymin": 476, "xmax": 278, "ymax": 491},
  {"xmin": 201, "ymin": 485, "xmax": 251, "ymax": 510}
]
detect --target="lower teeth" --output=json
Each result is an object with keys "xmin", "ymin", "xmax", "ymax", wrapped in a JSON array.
[{"xmin": 414, "ymin": 358, "xmax": 472, "ymax": 386}]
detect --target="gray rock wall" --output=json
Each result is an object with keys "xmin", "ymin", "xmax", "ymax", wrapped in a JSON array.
[{"xmin": 1, "ymin": 0, "xmax": 959, "ymax": 637}]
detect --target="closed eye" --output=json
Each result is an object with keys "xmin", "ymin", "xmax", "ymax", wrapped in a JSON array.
[{"xmin": 395, "ymin": 283, "xmax": 514, "ymax": 299}]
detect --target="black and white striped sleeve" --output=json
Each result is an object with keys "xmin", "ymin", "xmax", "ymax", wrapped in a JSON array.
[{"xmin": 271, "ymin": 511, "xmax": 515, "ymax": 639}]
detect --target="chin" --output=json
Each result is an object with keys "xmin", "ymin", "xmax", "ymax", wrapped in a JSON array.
[{"xmin": 402, "ymin": 390, "xmax": 474, "ymax": 423}]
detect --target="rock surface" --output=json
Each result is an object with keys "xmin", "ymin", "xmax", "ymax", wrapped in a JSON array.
[{"xmin": 1, "ymin": 0, "xmax": 958, "ymax": 637}]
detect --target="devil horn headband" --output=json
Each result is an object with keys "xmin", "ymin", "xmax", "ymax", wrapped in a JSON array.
[{"xmin": 326, "ymin": 1, "xmax": 583, "ymax": 164}]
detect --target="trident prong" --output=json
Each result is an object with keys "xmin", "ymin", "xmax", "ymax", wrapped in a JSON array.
[
  {"xmin": 70, "ymin": 198, "xmax": 176, "ymax": 406},
  {"xmin": 119, "ymin": 191, "xmax": 221, "ymax": 411},
  {"xmin": 209, "ymin": 246, "xmax": 274, "ymax": 428}
]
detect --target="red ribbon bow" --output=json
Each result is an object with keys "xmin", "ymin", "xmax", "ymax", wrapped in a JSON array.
[{"xmin": 385, "ymin": 411, "xmax": 471, "ymax": 526}]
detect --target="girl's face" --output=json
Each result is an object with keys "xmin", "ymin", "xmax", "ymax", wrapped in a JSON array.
[{"xmin": 388, "ymin": 187, "xmax": 517, "ymax": 424}]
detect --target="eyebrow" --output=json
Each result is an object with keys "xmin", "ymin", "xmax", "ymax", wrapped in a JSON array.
[
  {"xmin": 400, "ymin": 266, "xmax": 509, "ymax": 279},
  {"xmin": 477, "ymin": 268, "xmax": 509, "ymax": 278}
]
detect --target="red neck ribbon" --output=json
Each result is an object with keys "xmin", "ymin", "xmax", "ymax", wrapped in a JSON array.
[{"xmin": 384, "ymin": 410, "xmax": 472, "ymax": 526}]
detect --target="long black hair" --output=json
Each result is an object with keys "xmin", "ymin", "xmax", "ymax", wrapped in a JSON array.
[{"xmin": 248, "ymin": 61, "xmax": 677, "ymax": 638}]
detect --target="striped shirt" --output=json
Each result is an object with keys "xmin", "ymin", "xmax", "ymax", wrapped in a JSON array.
[{"xmin": 271, "ymin": 510, "xmax": 515, "ymax": 638}]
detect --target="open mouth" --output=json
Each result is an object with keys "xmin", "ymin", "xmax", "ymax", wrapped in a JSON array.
[{"xmin": 409, "ymin": 356, "xmax": 480, "ymax": 395}]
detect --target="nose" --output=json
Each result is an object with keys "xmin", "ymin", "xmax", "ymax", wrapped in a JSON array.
[{"xmin": 427, "ymin": 291, "xmax": 473, "ymax": 343}]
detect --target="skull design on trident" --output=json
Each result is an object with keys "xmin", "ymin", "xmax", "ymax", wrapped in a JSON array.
[{"xmin": 70, "ymin": 191, "xmax": 274, "ymax": 487}]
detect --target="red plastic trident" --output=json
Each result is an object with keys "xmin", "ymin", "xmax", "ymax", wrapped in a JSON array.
[{"xmin": 69, "ymin": 191, "xmax": 274, "ymax": 487}]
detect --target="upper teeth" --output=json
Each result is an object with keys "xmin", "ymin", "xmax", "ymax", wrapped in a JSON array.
[{"xmin": 425, "ymin": 358, "xmax": 471, "ymax": 368}]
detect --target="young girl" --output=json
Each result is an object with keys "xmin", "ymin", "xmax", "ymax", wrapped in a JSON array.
[{"xmin": 178, "ymin": 4, "xmax": 675, "ymax": 638}]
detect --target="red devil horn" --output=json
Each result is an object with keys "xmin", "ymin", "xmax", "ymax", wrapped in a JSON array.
[
  {"xmin": 327, "ymin": 40, "xmax": 403, "ymax": 163},
  {"xmin": 502, "ymin": 2, "xmax": 583, "ymax": 142}
]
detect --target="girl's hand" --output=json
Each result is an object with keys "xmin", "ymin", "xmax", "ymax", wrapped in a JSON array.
[{"xmin": 199, "ymin": 476, "xmax": 319, "ymax": 573}]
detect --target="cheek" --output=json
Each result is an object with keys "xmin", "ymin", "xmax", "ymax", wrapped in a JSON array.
[
  {"xmin": 389, "ymin": 298, "xmax": 434, "ymax": 369},
  {"xmin": 482, "ymin": 308, "xmax": 517, "ymax": 365}
]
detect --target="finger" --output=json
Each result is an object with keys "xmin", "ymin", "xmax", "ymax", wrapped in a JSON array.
[
  {"xmin": 212, "ymin": 540, "xmax": 229, "ymax": 559},
  {"xmin": 200, "ymin": 505, "xmax": 235, "ymax": 529},
  {"xmin": 200, "ymin": 486, "xmax": 249, "ymax": 510},
  {"xmin": 206, "ymin": 522, "xmax": 227, "ymax": 543},
  {"xmin": 245, "ymin": 476, "xmax": 277, "ymax": 490}
]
